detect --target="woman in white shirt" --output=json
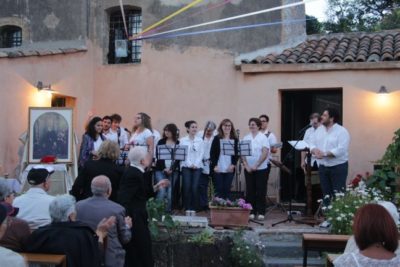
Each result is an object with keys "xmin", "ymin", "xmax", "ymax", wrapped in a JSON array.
[
  {"xmin": 242, "ymin": 118, "xmax": 270, "ymax": 221},
  {"xmin": 126, "ymin": 112, "xmax": 154, "ymax": 165},
  {"xmin": 180, "ymin": 121, "xmax": 204, "ymax": 211},
  {"xmin": 199, "ymin": 121, "xmax": 216, "ymax": 211},
  {"xmin": 210, "ymin": 119, "xmax": 238, "ymax": 200}
]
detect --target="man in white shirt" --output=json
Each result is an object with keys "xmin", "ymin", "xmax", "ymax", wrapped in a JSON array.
[
  {"xmin": 110, "ymin": 114, "xmax": 130, "ymax": 165},
  {"xmin": 13, "ymin": 165, "xmax": 55, "ymax": 230},
  {"xmin": 103, "ymin": 116, "xmax": 118, "ymax": 143},
  {"xmin": 301, "ymin": 113, "xmax": 321, "ymax": 170},
  {"xmin": 309, "ymin": 108, "xmax": 350, "ymax": 202},
  {"xmin": 259, "ymin": 115, "xmax": 278, "ymax": 189}
]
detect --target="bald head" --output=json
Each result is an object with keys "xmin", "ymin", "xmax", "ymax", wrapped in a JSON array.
[{"xmin": 91, "ymin": 175, "xmax": 112, "ymax": 197}]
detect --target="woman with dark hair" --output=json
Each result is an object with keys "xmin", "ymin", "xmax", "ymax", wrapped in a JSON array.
[
  {"xmin": 154, "ymin": 123, "xmax": 180, "ymax": 212},
  {"xmin": 242, "ymin": 118, "xmax": 270, "ymax": 221},
  {"xmin": 126, "ymin": 112, "xmax": 154, "ymax": 165},
  {"xmin": 180, "ymin": 120, "xmax": 204, "ymax": 211},
  {"xmin": 334, "ymin": 203, "xmax": 400, "ymax": 266},
  {"xmin": 78, "ymin": 116, "xmax": 104, "ymax": 168},
  {"xmin": 210, "ymin": 119, "xmax": 238, "ymax": 200}
]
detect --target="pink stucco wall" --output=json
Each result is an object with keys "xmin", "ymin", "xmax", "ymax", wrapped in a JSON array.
[{"xmin": 1, "ymin": 41, "xmax": 400, "ymax": 184}]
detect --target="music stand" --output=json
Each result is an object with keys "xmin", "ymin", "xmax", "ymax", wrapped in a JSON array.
[
  {"xmin": 272, "ymin": 139, "xmax": 309, "ymax": 227},
  {"xmin": 157, "ymin": 145, "xmax": 187, "ymax": 161},
  {"xmin": 265, "ymin": 159, "xmax": 291, "ymax": 215}
]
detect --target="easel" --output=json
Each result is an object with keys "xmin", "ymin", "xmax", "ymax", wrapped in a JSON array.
[{"xmin": 18, "ymin": 131, "xmax": 79, "ymax": 195}]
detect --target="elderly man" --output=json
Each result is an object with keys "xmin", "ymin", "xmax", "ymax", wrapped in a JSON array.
[
  {"xmin": 118, "ymin": 146, "xmax": 169, "ymax": 267},
  {"xmin": 13, "ymin": 165, "xmax": 55, "ymax": 230},
  {"xmin": 0, "ymin": 205, "xmax": 26, "ymax": 267},
  {"xmin": 26, "ymin": 194, "xmax": 115, "ymax": 267},
  {"xmin": 76, "ymin": 175, "xmax": 132, "ymax": 267}
]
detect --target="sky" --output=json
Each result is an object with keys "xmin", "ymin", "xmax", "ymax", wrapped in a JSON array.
[{"xmin": 305, "ymin": 0, "xmax": 328, "ymax": 21}]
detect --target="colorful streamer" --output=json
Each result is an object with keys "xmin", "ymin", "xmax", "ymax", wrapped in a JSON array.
[
  {"xmin": 142, "ymin": 0, "xmax": 234, "ymax": 37},
  {"xmin": 119, "ymin": 0, "xmax": 129, "ymax": 38},
  {"xmin": 135, "ymin": 18, "xmax": 309, "ymax": 41},
  {"xmin": 132, "ymin": 0, "xmax": 317, "ymax": 40},
  {"xmin": 131, "ymin": 0, "xmax": 204, "ymax": 39}
]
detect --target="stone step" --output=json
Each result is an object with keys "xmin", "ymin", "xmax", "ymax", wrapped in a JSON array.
[
  {"xmin": 261, "ymin": 241, "xmax": 320, "ymax": 258},
  {"xmin": 265, "ymin": 256, "xmax": 325, "ymax": 267}
]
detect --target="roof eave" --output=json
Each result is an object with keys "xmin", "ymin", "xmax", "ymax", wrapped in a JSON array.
[{"xmin": 241, "ymin": 61, "xmax": 400, "ymax": 74}]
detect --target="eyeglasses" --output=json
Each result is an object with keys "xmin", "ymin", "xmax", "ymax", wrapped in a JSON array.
[
  {"xmin": 260, "ymin": 120, "xmax": 267, "ymax": 123},
  {"xmin": 223, "ymin": 124, "xmax": 232, "ymax": 127}
]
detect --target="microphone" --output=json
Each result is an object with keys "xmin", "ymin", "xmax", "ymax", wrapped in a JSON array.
[
  {"xmin": 176, "ymin": 129, "xmax": 180, "ymax": 138},
  {"xmin": 236, "ymin": 129, "xmax": 240, "ymax": 138},
  {"xmin": 298, "ymin": 122, "xmax": 312, "ymax": 134}
]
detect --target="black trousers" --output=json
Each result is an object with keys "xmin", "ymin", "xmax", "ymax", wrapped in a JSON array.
[
  {"xmin": 124, "ymin": 211, "xmax": 154, "ymax": 267},
  {"xmin": 245, "ymin": 168, "xmax": 268, "ymax": 215}
]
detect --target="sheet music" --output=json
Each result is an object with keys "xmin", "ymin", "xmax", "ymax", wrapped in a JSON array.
[
  {"xmin": 288, "ymin": 140, "xmax": 309, "ymax": 150},
  {"xmin": 238, "ymin": 140, "xmax": 252, "ymax": 156},
  {"xmin": 220, "ymin": 140, "xmax": 235, "ymax": 156}
]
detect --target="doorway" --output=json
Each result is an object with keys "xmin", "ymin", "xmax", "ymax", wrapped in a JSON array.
[{"xmin": 280, "ymin": 88, "xmax": 343, "ymax": 201}]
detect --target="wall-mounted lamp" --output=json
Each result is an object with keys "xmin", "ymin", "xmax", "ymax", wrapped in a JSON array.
[
  {"xmin": 36, "ymin": 81, "xmax": 54, "ymax": 93},
  {"xmin": 378, "ymin": 85, "xmax": 389, "ymax": 94}
]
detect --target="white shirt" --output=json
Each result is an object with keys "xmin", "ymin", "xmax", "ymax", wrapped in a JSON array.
[
  {"xmin": 309, "ymin": 123, "xmax": 350, "ymax": 167},
  {"xmin": 13, "ymin": 187, "xmax": 55, "ymax": 230},
  {"xmin": 103, "ymin": 130, "xmax": 118, "ymax": 143},
  {"xmin": 334, "ymin": 251, "xmax": 400, "ymax": 267},
  {"xmin": 243, "ymin": 132, "xmax": 270, "ymax": 170},
  {"xmin": 93, "ymin": 136, "xmax": 103, "ymax": 152},
  {"xmin": 152, "ymin": 129, "xmax": 161, "ymax": 146},
  {"xmin": 110, "ymin": 127, "xmax": 129, "ymax": 149},
  {"xmin": 303, "ymin": 126, "xmax": 319, "ymax": 166},
  {"xmin": 180, "ymin": 136, "xmax": 204, "ymax": 169},
  {"xmin": 0, "ymin": 247, "xmax": 26, "ymax": 267},
  {"xmin": 202, "ymin": 135, "xmax": 214, "ymax": 174},
  {"xmin": 261, "ymin": 129, "xmax": 277, "ymax": 160},
  {"xmin": 129, "ymin": 128, "xmax": 153, "ymax": 148}
]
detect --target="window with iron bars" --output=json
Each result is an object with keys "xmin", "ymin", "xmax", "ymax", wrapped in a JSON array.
[
  {"xmin": 108, "ymin": 9, "xmax": 142, "ymax": 64},
  {"xmin": 0, "ymin": 25, "xmax": 22, "ymax": 48}
]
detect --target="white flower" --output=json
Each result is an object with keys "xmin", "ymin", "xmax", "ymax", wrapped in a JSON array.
[
  {"xmin": 237, "ymin": 248, "xmax": 240, "ymax": 251},
  {"xmin": 328, "ymin": 205, "xmax": 333, "ymax": 209},
  {"xmin": 337, "ymin": 217, "xmax": 342, "ymax": 221}
]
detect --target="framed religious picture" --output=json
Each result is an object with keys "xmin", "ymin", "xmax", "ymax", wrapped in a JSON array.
[{"xmin": 28, "ymin": 107, "xmax": 73, "ymax": 163}]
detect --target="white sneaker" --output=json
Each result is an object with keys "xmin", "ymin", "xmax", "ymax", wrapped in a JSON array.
[
  {"xmin": 249, "ymin": 214, "xmax": 255, "ymax": 220},
  {"xmin": 257, "ymin": 215, "xmax": 265, "ymax": 220}
]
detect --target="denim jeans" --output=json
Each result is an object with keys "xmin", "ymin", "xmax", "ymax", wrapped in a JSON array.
[
  {"xmin": 181, "ymin": 167, "xmax": 202, "ymax": 211},
  {"xmin": 319, "ymin": 162, "xmax": 348, "ymax": 205},
  {"xmin": 155, "ymin": 170, "xmax": 179, "ymax": 213},
  {"xmin": 214, "ymin": 172, "xmax": 234, "ymax": 200},
  {"xmin": 199, "ymin": 174, "xmax": 210, "ymax": 209},
  {"xmin": 245, "ymin": 168, "xmax": 267, "ymax": 215}
]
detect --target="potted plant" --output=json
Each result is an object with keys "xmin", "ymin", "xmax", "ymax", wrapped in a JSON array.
[{"xmin": 209, "ymin": 197, "xmax": 252, "ymax": 227}]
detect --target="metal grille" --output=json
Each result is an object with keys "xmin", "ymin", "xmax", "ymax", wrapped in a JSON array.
[
  {"xmin": 108, "ymin": 9, "xmax": 142, "ymax": 64},
  {"xmin": 0, "ymin": 26, "xmax": 22, "ymax": 48}
]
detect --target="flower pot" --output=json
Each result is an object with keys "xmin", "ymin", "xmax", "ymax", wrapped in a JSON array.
[{"xmin": 209, "ymin": 206, "xmax": 250, "ymax": 227}]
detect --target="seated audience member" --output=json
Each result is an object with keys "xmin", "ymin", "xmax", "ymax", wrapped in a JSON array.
[
  {"xmin": 0, "ymin": 177, "xmax": 18, "ymax": 216},
  {"xmin": 334, "ymin": 203, "xmax": 400, "ymax": 266},
  {"xmin": 71, "ymin": 140, "xmax": 124, "ymax": 202},
  {"xmin": 13, "ymin": 166, "xmax": 55, "ymax": 230},
  {"xmin": 25, "ymin": 194, "xmax": 115, "ymax": 267},
  {"xmin": 76, "ymin": 175, "xmax": 132, "ymax": 267},
  {"xmin": 0, "ymin": 205, "xmax": 27, "ymax": 267},
  {"xmin": 118, "ymin": 146, "xmax": 169, "ymax": 267},
  {"xmin": 344, "ymin": 201, "xmax": 400, "ymax": 255},
  {"xmin": 0, "ymin": 203, "xmax": 30, "ymax": 252}
]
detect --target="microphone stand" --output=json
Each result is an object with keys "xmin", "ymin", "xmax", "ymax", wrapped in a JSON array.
[{"xmin": 272, "ymin": 124, "xmax": 311, "ymax": 227}]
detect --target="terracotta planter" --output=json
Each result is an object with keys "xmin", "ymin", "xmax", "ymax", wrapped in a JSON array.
[{"xmin": 209, "ymin": 206, "xmax": 250, "ymax": 227}]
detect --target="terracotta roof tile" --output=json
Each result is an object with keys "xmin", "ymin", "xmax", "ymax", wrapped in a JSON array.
[{"xmin": 244, "ymin": 30, "xmax": 400, "ymax": 65}]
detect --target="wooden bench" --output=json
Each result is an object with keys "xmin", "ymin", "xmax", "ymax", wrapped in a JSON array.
[
  {"xmin": 302, "ymin": 233, "xmax": 350, "ymax": 267},
  {"xmin": 20, "ymin": 253, "xmax": 66, "ymax": 267}
]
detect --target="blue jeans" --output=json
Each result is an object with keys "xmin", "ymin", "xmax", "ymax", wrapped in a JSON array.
[
  {"xmin": 214, "ymin": 172, "xmax": 234, "ymax": 200},
  {"xmin": 155, "ymin": 170, "xmax": 178, "ymax": 213},
  {"xmin": 181, "ymin": 167, "xmax": 202, "ymax": 211},
  {"xmin": 319, "ymin": 162, "xmax": 348, "ymax": 205},
  {"xmin": 199, "ymin": 174, "xmax": 210, "ymax": 209}
]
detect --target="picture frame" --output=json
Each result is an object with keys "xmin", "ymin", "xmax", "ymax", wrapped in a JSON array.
[{"xmin": 28, "ymin": 107, "xmax": 73, "ymax": 163}]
